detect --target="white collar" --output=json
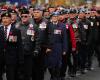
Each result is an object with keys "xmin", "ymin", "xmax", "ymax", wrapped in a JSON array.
[{"xmin": 4, "ymin": 24, "xmax": 11, "ymax": 30}]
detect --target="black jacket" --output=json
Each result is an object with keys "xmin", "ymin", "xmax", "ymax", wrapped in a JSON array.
[{"xmin": 0, "ymin": 24, "xmax": 23, "ymax": 65}]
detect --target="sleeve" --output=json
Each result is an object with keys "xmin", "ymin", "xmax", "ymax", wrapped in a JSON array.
[
  {"xmin": 46, "ymin": 22, "xmax": 53, "ymax": 49},
  {"xmin": 62, "ymin": 24, "xmax": 68, "ymax": 52}
]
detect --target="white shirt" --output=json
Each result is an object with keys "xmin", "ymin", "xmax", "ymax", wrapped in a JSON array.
[{"xmin": 4, "ymin": 24, "xmax": 11, "ymax": 39}]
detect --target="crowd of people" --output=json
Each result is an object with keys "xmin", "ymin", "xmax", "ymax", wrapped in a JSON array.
[{"xmin": 0, "ymin": 4, "xmax": 100, "ymax": 80}]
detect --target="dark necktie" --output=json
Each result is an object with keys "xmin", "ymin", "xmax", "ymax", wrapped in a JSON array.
[{"xmin": 4, "ymin": 27, "xmax": 7, "ymax": 40}]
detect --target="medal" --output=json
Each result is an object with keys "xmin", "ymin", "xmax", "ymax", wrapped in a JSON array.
[
  {"xmin": 39, "ymin": 22, "xmax": 47, "ymax": 29},
  {"xmin": 72, "ymin": 24, "xmax": 78, "ymax": 28},
  {"xmin": 27, "ymin": 29, "xmax": 31, "ymax": 35},
  {"xmin": 13, "ymin": 36, "xmax": 17, "ymax": 42},
  {"xmin": 54, "ymin": 29, "xmax": 61, "ymax": 34},
  {"xmin": 97, "ymin": 22, "xmax": 99, "ymax": 26},
  {"xmin": 9, "ymin": 36, "xmax": 13, "ymax": 42},
  {"xmin": 91, "ymin": 22, "xmax": 94, "ymax": 26},
  {"xmin": 84, "ymin": 25, "xmax": 88, "ymax": 29}
]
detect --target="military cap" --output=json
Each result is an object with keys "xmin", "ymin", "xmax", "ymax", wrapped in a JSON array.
[
  {"xmin": 70, "ymin": 9, "xmax": 77, "ymax": 14},
  {"xmin": 59, "ymin": 9, "xmax": 68, "ymax": 15},
  {"xmin": 10, "ymin": 9, "xmax": 17, "ymax": 14},
  {"xmin": 29, "ymin": 6, "xmax": 34, "ymax": 9},
  {"xmin": 43, "ymin": 9, "xmax": 49, "ymax": 12},
  {"xmin": 50, "ymin": 11, "xmax": 60, "ymax": 17},
  {"xmin": 1, "ymin": 11, "xmax": 11, "ymax": 18},
  {"xmin": 1, "ymin": 6, "xmax": 8, "ymax": 11},
  {"xmin": 33, "ymin": 6, "xmax": 43, "ymax": 11},
  {"xmin": 48, "ymin": 5, "xmax": 55, "ymax": 8},
  {"xmin": 21, "ymin": 8, "xmax": 29, "ymax": 14}
]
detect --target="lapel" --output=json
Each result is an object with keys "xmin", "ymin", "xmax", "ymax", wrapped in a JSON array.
[{"xmin": 1, "ymin": 26, "xmax": 5, "ymax": 39}]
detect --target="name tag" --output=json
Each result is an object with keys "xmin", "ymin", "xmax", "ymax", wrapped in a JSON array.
[
  {"xmin": 84, "ymin": 25, "xmax": 88, "ymax": 29},
  {"xmin": 54, "ymin": 29, "xmax": 62, "ymax": 34},
  {"xmin": 91, "ymin": 22, "xmax": 94, "ymax": 26},
  {"xmin": 27, "ymin": 29, "xmax": 34, "ymax": 36}
]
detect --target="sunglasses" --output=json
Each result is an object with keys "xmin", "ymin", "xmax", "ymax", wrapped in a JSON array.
[
  {"xmin": 21, "ymin": 16, "xmax": 28, "ymax": 18},
  {"xmin": 85, "ymin": 13, "xmax": 90, "ymax": 14}
]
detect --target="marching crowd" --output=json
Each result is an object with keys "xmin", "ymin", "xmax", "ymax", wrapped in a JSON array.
[{"xmin": 0, "ymin": 4, "xmax": 100, "ymax": 80}]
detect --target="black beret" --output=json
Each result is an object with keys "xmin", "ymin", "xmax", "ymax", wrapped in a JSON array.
[
  {"xmin": 49, "ymin": 5, "xmax": 55, "ymax": 8},
  {"xmin": 59, "ymin": 9, "xmax": 68, "ymax": 15},
  {"xmin": 33, "ymin": 6, "xmax": 43, "ymax": 11},
  {"xmin": 43, "ymin": 9, "xmax": 49, "ymax": 12},
  {"xmin": 70, "ymin": 9, "xmax": 77, "ymax": 14},
  {"xmin": 21, "ymin": 8, "xmax": 29, "ymax": 14},
  {"xmin": 1, "ymin": 12, "xmax": 11, "ymax": 18},
  {"xmin": 10, "ymin": 10, "xmax": 17, "ymax": 14}
]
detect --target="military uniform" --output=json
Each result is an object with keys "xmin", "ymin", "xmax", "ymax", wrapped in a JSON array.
[
  {"xmin": 96, "ymin": 15, "xmax": 100, "ymax": 66},
  {"xmin": 0, "ymin": 12, "xmax": 23, "ymax": 80},
  {"xmin": 86, "ymin": 16, "xmax": 99, "ymax": 70},
  {"xmin": 78, "ymin": 17, "xmax": 90, "ymax": 73},
  {"xmin": 46, "ymin": 12, "xmax": 68, "ymax": 80},
  {"xmin": 17, "ymin": 9, "xmax": 34, "ymax": 80},
  {"xmin": 32, "ymin": 18, "xmax": 48, "ymax": 80},
  {"xmin": 17, "ymin": 22, "xmax": 34, "ymax": 80}
]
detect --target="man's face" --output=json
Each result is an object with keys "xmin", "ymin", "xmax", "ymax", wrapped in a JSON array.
[
  {"xmin": 85, "ymin": 12, "xmax": 90, "ymax": 18},
  {"xmin": 29, "ymin": 8, "xmax": 34, "ymax": 15},
  {"xmin": 11, "ymin": 13, "xmax": 17, "ymax": 22},
  {"xmin": 65, "ymin": 14, "xmax": 69, "ymax": 18},
  {"xmin": 33, "ymin": 10, "xmax": 42, "ymax": 19},
  {"xmin": 78, "ymin": 13, "xmax": 85, "ymax": 19},
  {"xmin": 69, "ymin": 13, "xmax": 75, "ymax": 19},
  {"xmin": 91, "ymin": 11, "xmax": 97, "ymax": 17},
  {"xmin": 43, "ymin": 11, "xmax": 50, "ymax": 18},
  {"xmin": 21, "ymin": 14, "xmax": 30, "ymax": 23},
  {"xmin": 58, "ymin": 15, "xmax": 65, "ymax": 21},
  {"xmin": 2, "ymin": 17, "xmax": 11, "ymax": 26},
  {"xmin": 51, "ymin": 16, "xmax": 58, "ymax": 22},
  {"xmin": 49, "ymin": 8, "xmax": 56, "ymax": 13}
]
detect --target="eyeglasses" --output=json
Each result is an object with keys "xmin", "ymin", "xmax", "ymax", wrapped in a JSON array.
[{"xmin": 21, "ymin": 16, "xmax": 28, "ymax": 18}]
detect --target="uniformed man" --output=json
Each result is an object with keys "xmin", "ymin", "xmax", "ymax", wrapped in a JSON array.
[
  {"xmin": 58, "ymin": 10, "xmax": 77, "ymax": 78},
  {"xmin": 86, "ymin": 10, "xmax": 98, "ymax": 70},
  {"xmin": 16, "ymin": 8, "xmax": 33, "ymax": 80},
  {"xmin": 46, "ymin": 12, "xmax": 68, "ymax": 80},
  {"xmin": 48, "ymin": 6, "xmax": 56, "ymax": 14},
  {"xmin": 58, "ymin": 10, "xmax": 69, "ymax": 80},
  {"xmin": 96, "ymin": 10, "xmax": 100, "ymax": 67},
  {"xmin": 10, "ymin": 9, "xmax": 20, "ymax": 26},
  {"xmin": 78, "ymin": 12, "xmax": 90, "ymax": 74},
  {"xmin": 32, "ymin": 7, "xmax": 48, "ymax": 80},
  {"xmin": 0, "ymin": 11, "xmax": 23, "ymax": 80},
  {"xmin": 43, "ymin": 9, "xmax": 50, "ymax": 21},
  {"xmin": 29, "ymin": 6, "xmax": 34, "ymax": 18}
]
